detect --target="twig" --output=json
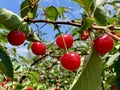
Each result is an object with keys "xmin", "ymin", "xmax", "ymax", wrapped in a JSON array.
[
  {"xmin": 31, "ymin": 48, "xmax": 59, "ymax": 66},
  {"xmin": 25, "ymin": 19, "xmax": 82, "ymax": 27}
]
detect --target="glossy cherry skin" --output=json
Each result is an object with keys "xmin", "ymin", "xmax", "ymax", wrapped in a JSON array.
[
  {"xmin": 60, "ymin": 52, "xmax": 81, "ymax": 71},
  {"xmin": 55, "ymin": 87, "xmax": 60, "ymax": 90},
  {"xmin": 94, "ymin": 34, "xmax": 114, "ymax": 55},
  {"xmin": 111, "ymin": 84, "xmax": 116, "ymax": 90},
  {"xmin": 1, "ymin": 81, "xmax": 6, "ymax": 87},
  {"xmin": 26, "ymin": 87, "xmax": 33, "ymax": 90},
  {"xmin": 7, "ymin": 30, "xmax": 26, "ymax": 46},
  {"xmin": 80, "ymin": 33, "xmax": 90, "ymax": 40},
  {"xmin": 31, "ymin": 42, "xmax": 46, "ymax": 55},
  {"xmin": 56, "ymin": 34, "xmax": 73, "ymax": 49},
  {"xmin": 5, "ymin": 77, "xmax": 11, "ymax": 82}
]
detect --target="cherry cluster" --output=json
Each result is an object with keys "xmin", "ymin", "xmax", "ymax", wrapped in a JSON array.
[
  {"xmin": 1, "ymin": 77, "xmax": 11, "ymax": 87},
  {"xmin": 7, "ymin": 30, "xmax": 81, "ymax": 71},
  {"xmin": 6, "ymin": 29, "xmax": 115, "ymax": 90},
  {"xmin": 7, "ymin": 30, "xmax": 115, "ymax": 71}
]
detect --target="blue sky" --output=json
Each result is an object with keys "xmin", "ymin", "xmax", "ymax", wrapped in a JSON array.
[{"xmin": 0, "ymin": 0, "xmax": 81, "ymax": 41}]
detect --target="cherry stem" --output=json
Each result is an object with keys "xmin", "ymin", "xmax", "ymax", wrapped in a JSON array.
[{"xmin": 55, "ymin": 25, "xmax": 68, "ymax": 54}]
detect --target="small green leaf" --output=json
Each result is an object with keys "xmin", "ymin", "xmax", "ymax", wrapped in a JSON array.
[
  {"xmin": 73, "ymin": 0, "xmax": 93, "ymax": 11},
  {"xmin": 20, "ymin": 0, "xmax": 37, "ymax": 19},
  {"xmin": 107, "ymin": 17, "xmax": 117, "ymax": 24},
  {"xmin": 27, "ymin": 71, "xmax": 39, "ymax": 83},
  {"xmin": 94, "ymin": 6, "xmax": 108, "ymax": 25},
  {"xmin": 70, "ymin": 49, "xmax": 102, "ymax": 90},
  {"xmin": 44, "ymin": 6, "xmax": 58, "ymax": 20},
  {"xmin": 80, "ymin": 18, "xmax": 95, "ymax": 31},
  {"xmin": 58, "ymin": 7, "xmax": 67, "ymax": 19},
  {"xmin": 0, "ymin": 47, "xmax": 13, "ymax": 79}
]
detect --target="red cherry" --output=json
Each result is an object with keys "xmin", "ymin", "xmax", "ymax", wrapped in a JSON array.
[
  {"xmin": 94, "ymin": 34, "xmax": 114, "ymax": 54},
  {"xmin": 56, "ymin": 34, "xmax": 73, "ymax": 49},
  {"xmin": 31, "ymin": 42, "xmax": 46, "ymax": 55},
  {"xmin": 80, "ymin": 33, "xmax": 89, "ymax": 40},
  {"xmin": 55, "ymin": 87, "xmax": 60, "ymax": 90},
  {"xmin": 26, "ymin": 87, "xmax": 33, "ymax": 90},
  {"xmin": 7, "ymin": 30, "xmax": 26, "ymax": 46},
  {"xmin": 1, "ymin": 81, "xmax": 6, "ymax": 87},
  {"xmin": 111, "ymin": 84, "xmax": 116, "ymax": 90},
  {"xmin": 60, "ymin": 52, "xmax": 81, "ymax": 71},
  {"xmin": 5, "ymin": 77, "xmax": 11, "ymax": 82}
]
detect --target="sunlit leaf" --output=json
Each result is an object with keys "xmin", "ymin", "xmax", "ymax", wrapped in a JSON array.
[
  {"xmin": 73, "ymin": 0, "xmax": 93, "ymax": 11},
  {"xmin": 44, "ymin": 6, "xmax": 59, "ymax": 20},
  {"xmin": 80, "ymin": 18, "xmax": 95, "ymax": 31},
  {"xmin": 94, "ymin": 6, "xmax": 108, "ymax": 25},
  {"xmin": 93, "ymin": 0, "xmax": 106, "ymax": 7},
  {"xmin": 70, "ymin": 49, "xmax": 102, "ymax": 90},
  {"xmin": 105, "ymin": 52, "xmax": 120, "ymax": 68}
]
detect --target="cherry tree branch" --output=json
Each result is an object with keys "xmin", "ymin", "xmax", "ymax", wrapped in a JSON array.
[
  {"xmin": 26, "ymin": 19, "xmax": 120, "ymax": 30},
  {"xmin": 25, "ymin": 19, "xmax": 82, "ymax": 27}
]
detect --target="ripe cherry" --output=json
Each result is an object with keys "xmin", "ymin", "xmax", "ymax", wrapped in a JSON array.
[
  {"xmin": 31, "ymin": 42, "xmax": 46, "ymax": 55},
  {"xmin": 111, "ymin": 84, "xmax": 116, "ymax": 90},
  {"xmin": 55, "ymin": 87, "xmax": 60, "ymax": 90},
  {"xmin": 60, "ymin": 52, "xmax": 81, "ymax": 71},
  {"xmin": 56, "ymin": 34, "xmax": 73, "ymax": 49},
  {"xmin": 26, "ymin": 87, "xmax": 33, "ymax": 90},
  {"xmin": 80, "ymin": 33, "xmax": 90, "ymax": 40},
  {"xmin": 1, "ymin": 81, "xmax": 6, "ymax": 87},
  {"xmin": 5, "ymin": 77, "xmax": 11, "ymax": 82},
  {"xmin": 94, "ymin": 34, "xmax": 114, "ymax": 55},
  {"xmin": 7, "ymin": 30, "xmax": 26, "ymax": 46}
]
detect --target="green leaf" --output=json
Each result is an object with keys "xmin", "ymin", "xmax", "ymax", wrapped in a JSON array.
[
  {"xmin": 27, "ymin": 71, "xmax": 39, "ymax": 83},
  {"xmin": 58, "ymin": 7, "xmax": 66, "ymax": 19},
  {"xmin": 0, "ymin": 8, "xmax": 40, "ymax": 41},
  {"xmin": 73, "ymin": 0, "xmax": 93, "ymax": 11},
  {"xmin": 93, "ymin": 0, "xmax": 106, "ymax": 7},
  {"xmin": 107, "ymin": 17, "xmax": 117, "ymax": 24},
  {"xmin": 0, "ymin": 61, "xmax": 7, "ymax": 74},
  {"xmin": 80, "ymin": 18, "xmax": 95, "ymax": 31},
  {"xmin": 105, "ymin": 52, "xmax": 120, "ymax": 68},
  {"xmin": 114, "ymin": 60, "xmax": 120, "ymax": 79},
  {"xmin": 94, "ymin": 6, "xmax": 108, "ymax": 25},
  {"xmin": 70, "ymin": 49, "xmax": 102, "ymax": 90},
  {"xmin": 44, "ymin": 6, "xmax": 58, "ymax": 20},
  {"xmin": 0, "ymin": 47, "xmax": 13, "ymax": 79},
  {"xmin": 20, "ymin": 0, "xmax": 37, "ymax": 19}
]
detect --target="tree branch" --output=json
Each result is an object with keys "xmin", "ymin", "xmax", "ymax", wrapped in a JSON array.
[
  {"xmin": 25, "ymin": 19, "xmax": 82, "ymax": 27},
  {"xmin": 31, "ymin": 48, "xmax": 59, "ymax": 66}
]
